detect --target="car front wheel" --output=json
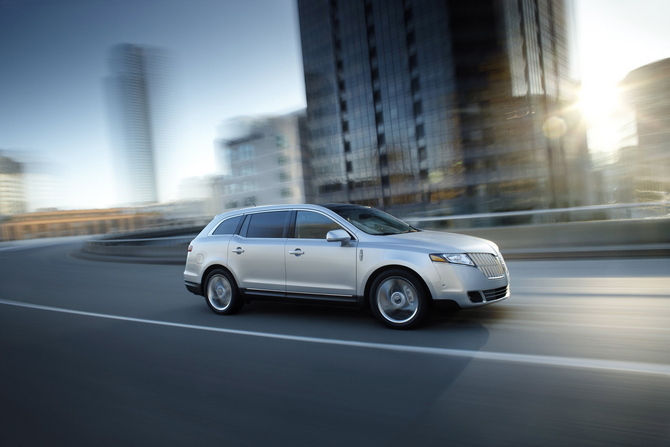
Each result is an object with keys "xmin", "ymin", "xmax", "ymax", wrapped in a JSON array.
[
  {"xmin": 204, "ymin": 269, "xmax": 243, "ymax": 315},
  {"xmin": 370, "ymin": 269, "xmax": 428, "ymax": 329}
]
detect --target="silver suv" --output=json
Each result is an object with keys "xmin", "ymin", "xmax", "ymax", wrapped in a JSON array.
[{"xmin": 184, "ymin": 204, "xmax": 509, "ymax": 329}]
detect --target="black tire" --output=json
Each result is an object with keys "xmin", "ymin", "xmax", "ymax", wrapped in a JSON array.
[
  {"xmin": 369, "ymin": 269, "xmax": 429, "ymax": 329},
  {"xmin": 204, "ymin": 269, "xmax": 243, "ymax": 315}
]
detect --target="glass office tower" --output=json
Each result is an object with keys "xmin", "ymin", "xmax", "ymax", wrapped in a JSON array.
[
  {"xmin": 298, "ymin": 0, "xmax": 586, "ymax": 215},
  {"xmin": 108, "ymin": 44, "xmax": 167, "ymax": 206}
]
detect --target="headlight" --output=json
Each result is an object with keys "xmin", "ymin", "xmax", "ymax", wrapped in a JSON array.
[{"xmin": 429, "ymin": 253, "xmax": 475, "ymax": 267}]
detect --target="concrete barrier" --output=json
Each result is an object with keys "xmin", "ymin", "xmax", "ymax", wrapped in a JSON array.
[
  {"xmin": 79, "ymin": 229, "xmax": 198, "ymax": 264},
  {"xmin": 83, "ymin": 236, "xmax": 193, "ymax": 258}
]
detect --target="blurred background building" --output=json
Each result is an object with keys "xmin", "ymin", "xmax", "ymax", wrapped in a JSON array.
[
  {"xmin": 619, "ymin": 58, "xmax": 670, "ymax": 203},
  {"xmin": 298, "ymin": 0, "xmax": 590, "ymax": 216},
  {"xmin": 0, "ymin": 154, "xmax": 27, "ymax": 216},
  {"xmin": 0, "ymin": 208, "xmax": 161, "ymax": 241},
  {"xmin": 107, "ymin": 43, "xmax": 172, "ymax": 206},
  {"xmin": 212, "ymin": 111, "xmax": 313, "ymax": 210}
]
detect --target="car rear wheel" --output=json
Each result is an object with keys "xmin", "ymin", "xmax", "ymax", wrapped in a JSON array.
[
  {"xmin": 205, "ymin": 269, "xmax": 243, "ymax": 315},
  {"xmin": 370, "ymin": 269, "xmax": 428, "ymax": 329}
]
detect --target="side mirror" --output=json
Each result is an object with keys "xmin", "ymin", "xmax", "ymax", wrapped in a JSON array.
[{"xmin": 326, "ymin": 229, "xmax": 351, "ymax": 243}]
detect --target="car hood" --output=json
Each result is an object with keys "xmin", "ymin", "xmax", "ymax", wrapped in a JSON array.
[{"xmin": 378, "ymin": 230, "xmax": 500, "ymax": 253}]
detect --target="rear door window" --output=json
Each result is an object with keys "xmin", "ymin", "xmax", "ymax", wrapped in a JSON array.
[{"xmin": 245, "ymin": 211, "xmax": 290, "ymax": 238}]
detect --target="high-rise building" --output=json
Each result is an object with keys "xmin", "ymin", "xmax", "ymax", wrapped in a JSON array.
[
  {"xmin": 298, "ymin": 0, "xmax": 587, "ymax": 215},
  {"xmin": 620, "ymin": 58, "xmax": 670, "ymax": 201},
  {"xmin": 0, "ymin": 154, "xmax": 27, "ymax": 216},
  {"xmin": 107, "ymin": 43, "xmax": 170, "ymax": 205},
  {"xmin": 213, "ymin": 111, "xmax": 313, "ymax": 211}
]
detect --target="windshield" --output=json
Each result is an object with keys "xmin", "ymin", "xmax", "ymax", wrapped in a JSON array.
[{"xmin": 324, "ymin": 205, "xmax": 418, "ymax": 235}]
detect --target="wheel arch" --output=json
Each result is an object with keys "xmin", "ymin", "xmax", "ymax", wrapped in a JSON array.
[
  {"xmin": 362, "ymin": 265, "xmax": 433, "ymax": 309},
  {"xmin": 199, "ymin": 263, "xmax": 237, "ymax": 295}
]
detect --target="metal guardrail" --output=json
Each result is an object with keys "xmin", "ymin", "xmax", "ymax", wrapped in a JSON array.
[{"xmin": 403, "ymin": 202, "xmax": 670, "ymax": 229}]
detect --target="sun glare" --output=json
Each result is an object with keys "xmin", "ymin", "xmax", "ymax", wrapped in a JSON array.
[
  {"xmin": 577, "ymin": 81, "xmax": 629, "ymax": 156},
  {"xmin": 577, "ymin": 83, "xmax": 622, "ymax": 124}
]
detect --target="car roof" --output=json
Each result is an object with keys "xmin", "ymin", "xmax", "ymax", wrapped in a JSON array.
[
  {"xmin": 320, "ymin": 203, "xmax": 371, "ymax": 212},
  {"xmin": 209, "ymin": 204, "xmax": 381, "ymax": 229},
  {"xmin": 214, "ymin": 203, "xmax": 329, "ymax": 218}
]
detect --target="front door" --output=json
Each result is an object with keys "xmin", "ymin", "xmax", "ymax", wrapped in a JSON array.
[{"xmin": 284, "ymin": 210, "xmax": 358, "ymax": 299}]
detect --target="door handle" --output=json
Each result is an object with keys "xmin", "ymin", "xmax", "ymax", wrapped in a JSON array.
[
  {"xmin": 232, "ymin": 247, "xmax": 245, "ymax": 254},
  {"xmin": 289, "ymin": 249, "xmax": 304, "ymax": 256}
]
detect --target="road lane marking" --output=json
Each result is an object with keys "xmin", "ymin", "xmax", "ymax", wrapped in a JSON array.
[{"xmin": 2, "ymin": 298, "xmax": 669, "ymax": 377}]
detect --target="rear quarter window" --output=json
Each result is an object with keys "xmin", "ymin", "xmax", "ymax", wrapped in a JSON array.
[{"xmin": 212, "ymin": 215, "xmax": 244, "ymax": 235}]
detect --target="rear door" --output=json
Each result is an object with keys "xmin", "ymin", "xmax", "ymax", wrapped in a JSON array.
[{"xmin": 226, "ymin": 211, "xmax": 289, "ymax": 296}]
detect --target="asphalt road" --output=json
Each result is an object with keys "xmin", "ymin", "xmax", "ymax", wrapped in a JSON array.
[{"xmin": 0, "ymin": 239, "xmax": 668, "ymax": 446}]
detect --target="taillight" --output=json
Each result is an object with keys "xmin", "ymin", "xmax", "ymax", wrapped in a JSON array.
[{"xmin": 188, "ymin": 245, "xmax": 193, "ymax": 252}]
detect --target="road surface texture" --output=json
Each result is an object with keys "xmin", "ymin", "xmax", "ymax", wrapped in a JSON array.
[{"xmin": 1, "ymin": 239, "xmax": 668, "ymax": 446}]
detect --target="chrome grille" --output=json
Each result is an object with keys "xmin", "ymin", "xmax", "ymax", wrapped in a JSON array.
[{"xmin": 469, "ymin": 253, "xmax": 507, "ymax": 279}]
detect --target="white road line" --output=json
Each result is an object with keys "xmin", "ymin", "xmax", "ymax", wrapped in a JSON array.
[{"xmin": 2, "ymin": 298, "xmax": 669, "ymax": 377}]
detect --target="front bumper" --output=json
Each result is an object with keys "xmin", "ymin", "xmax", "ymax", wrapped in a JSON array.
[{"xmin": 430, "ymin": 261, "xmax": 510, "ymax": 308}]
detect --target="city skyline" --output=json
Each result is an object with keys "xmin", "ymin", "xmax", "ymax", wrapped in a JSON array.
[
  {"xmin": 1, "ymin": 0, "xmax": 669, "ymax": 211},
  {"xmin": 0, "ymin": 0, "xmax": 305, "ymax": 210}
]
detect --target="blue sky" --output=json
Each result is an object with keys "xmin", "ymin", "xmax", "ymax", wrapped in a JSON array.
[
  {"xmin": 1, "ymin": 0, "xmax": 305, "ymax": 209},
  {"xmin": 1, "ymin": 0, "xmax": 669, "ymax": 210}
]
